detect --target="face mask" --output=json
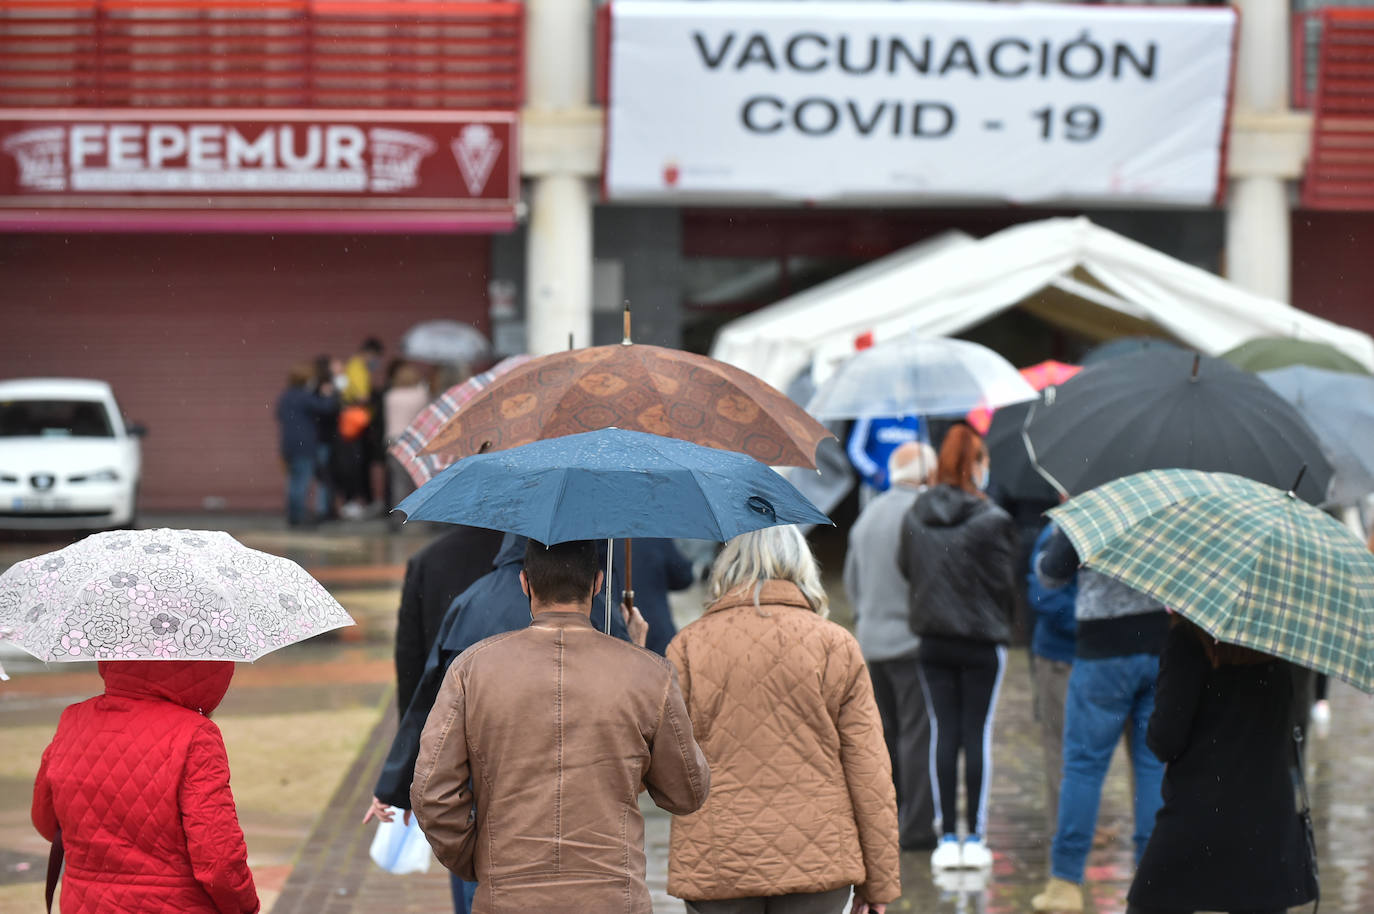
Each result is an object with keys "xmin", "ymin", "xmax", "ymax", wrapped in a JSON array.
[{"xmin": 976, "ymin": 466, "xmax": 990, "ymax": 491}]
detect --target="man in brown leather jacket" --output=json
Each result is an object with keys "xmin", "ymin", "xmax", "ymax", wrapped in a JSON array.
[{"xmin": 412, "ymin": 539, "xmax": 710, "ymax": 914}]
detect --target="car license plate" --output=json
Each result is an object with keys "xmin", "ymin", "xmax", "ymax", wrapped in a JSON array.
[{"xmin": 12, "ymin": 496, "xmax": 72, "ymax": 512}]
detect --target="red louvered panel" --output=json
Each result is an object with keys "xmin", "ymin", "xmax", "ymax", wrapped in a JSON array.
[
  {"xmin": 0, "ymin": 232, "xmax": 490, "ymax": 511},
  {"xmin": 1302, "ymin": 8, "xmax": 1374, "ymax": 210},
  {"xmin": 0, "ymin": 0, "xmax": 523, "ymax": 110}
]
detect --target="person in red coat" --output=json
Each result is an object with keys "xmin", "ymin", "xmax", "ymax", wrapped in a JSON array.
[{"xmin": 32, "ymin": 660, "xmax": 259, "ymax": 914}]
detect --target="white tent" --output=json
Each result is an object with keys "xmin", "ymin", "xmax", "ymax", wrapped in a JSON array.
[{"xmin": 711, "ymin": 216, "xmax": 1374, "ymax": 390}]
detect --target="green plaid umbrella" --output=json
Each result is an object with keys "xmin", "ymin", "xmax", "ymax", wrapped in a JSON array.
[{"xmin": 1048, "ymin": 468, "xmax": 1374, "ymax": 692}]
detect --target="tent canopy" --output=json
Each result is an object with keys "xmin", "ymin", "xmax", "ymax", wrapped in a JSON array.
[{"xmin": 711, "ymin": 216, "xmax": 1374, "ymax": 390}]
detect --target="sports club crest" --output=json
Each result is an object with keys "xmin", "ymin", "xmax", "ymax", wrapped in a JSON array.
[{"xmin": 451, "ymin": 123, "xmax": 502, "ymax": 196}]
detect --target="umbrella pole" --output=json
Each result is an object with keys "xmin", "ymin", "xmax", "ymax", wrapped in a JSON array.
[
  {"xmin": 623, "ymin": 539, "xmax": 634, "ymax": 615},
  {"xmin": 604, "ymin": 538, "xmax": 614, "ymax": 634}
]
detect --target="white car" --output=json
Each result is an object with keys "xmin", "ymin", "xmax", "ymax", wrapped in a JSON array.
[{"xmin": 0, "ymin": 379, "xmax": 143, "ymax": 530}]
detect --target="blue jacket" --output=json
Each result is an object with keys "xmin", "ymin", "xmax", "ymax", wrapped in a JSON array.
[
  {"xmin": 274, "ymin": 386, "xmax": 337, "ymax": 460},
  {"xmin": 1028, "ymin": 523, "xmax": 1077, "ymax": 663},
  {"xmin": 847, "ymin": 416, "xmax": 924, "ymax": 491},
  {"xmin": 630, "ymin": 539, "xmax": 695, "ymax": 656},
  {"xmin": 374, "ymin": 535, "xmax": 629, "ymax": 808}
]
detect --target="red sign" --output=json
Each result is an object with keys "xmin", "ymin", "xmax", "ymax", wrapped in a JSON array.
[{"xmin": 0, "ymin": 109, "xmax": 519, "ymax": 232}]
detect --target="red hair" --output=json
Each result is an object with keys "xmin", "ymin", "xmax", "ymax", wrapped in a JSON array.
[{"xmin": 934, "ymin": 424, "xmax": 987, "ymax": 495}]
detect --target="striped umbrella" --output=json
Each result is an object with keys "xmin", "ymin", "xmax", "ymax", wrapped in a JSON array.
[
  {"xmin": 388, "ymin": 355, "xmax": 531, "ymax": 487},
  {"xmin": 1049, "ymin": 468, "xmax": 1374, "ymax": 692}
]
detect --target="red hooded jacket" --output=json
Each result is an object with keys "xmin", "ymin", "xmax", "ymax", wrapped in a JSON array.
[{"xmin": 32, "ymin": 661, "xmax": 259, "ymax": 914}]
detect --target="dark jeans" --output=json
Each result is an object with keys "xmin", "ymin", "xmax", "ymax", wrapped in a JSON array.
[
  {"xmin": 284, "ymin": 455, "xmax": 315, "ymax": 525},
  {"xmin": 314, "ymin": 442, "xmax": 334, "ymax": 516},
  {"xmin": 448, "ymin": 874, "xmax": 477, "ymax": 914},
  {"xmin": 685, "ymin": 886, "xmax": 851, "ymax": 914},
  {"xmin": 869, "ymin": 655, "xmax": 936, "ymax": 848},
  {"xmin": 1051, "ymin": 653, "xmax": 1163, "ymax": 883},
  {"xmin": 916, "ymin": 639, "xmax": 1007, "ymax": 838}
]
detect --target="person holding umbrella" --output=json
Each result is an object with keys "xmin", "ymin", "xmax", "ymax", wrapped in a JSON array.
[
  {"xmin": 1125, "ymin": 618, "xmax": 1317, "ymax": 914},
  {"xmin": 33, "ymin": 660, "xmax": 260, "ymax": 914},
  {"xmin": 7, "ymin": 528, "xmax": 355, "ymax": 914},
  {"xmin": 410, "ymin": 539, "xmax": 710, "ymax": 913},
  {"xmin": 897, "ymin": 425, "xmax": 1019, "ymax": 871},
  {"xmin": 1045, "ymin": 469, "xmax": 1354, "ymax": 914}
]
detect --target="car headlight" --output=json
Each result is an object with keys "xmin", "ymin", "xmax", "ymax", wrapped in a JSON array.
[{"xmin": 69, "ymin": 469, "xmax": 121, "ymax": 483}]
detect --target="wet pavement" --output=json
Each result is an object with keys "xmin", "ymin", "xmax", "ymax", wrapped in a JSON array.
[{"xmin": 1, "ymin": 518, "xmax": 1369, "ymax": 912}]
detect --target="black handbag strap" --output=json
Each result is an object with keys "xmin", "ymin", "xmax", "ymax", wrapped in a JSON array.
[
  {"xmin": 1293, "ymin": 726, "xmax": 1320, "ymax": 914},
  {"xmin": 45, "ymin": 828, "xmax": 63, "ymax": 913}
]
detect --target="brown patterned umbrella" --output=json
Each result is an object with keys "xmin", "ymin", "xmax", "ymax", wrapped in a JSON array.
[{"xmin": 420, "ymin": 343, "xmax": 832, "ymax": 468}]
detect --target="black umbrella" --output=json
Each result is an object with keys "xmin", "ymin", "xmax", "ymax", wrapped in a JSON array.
[
  {"xmin": 1079, "ymin": 336, "xmax": 1182, "ymax": 367},
  {"xmin": 1025, "ymin": 350, "xmax": 1333, "ymax": 504},
  {"xmin": 986, "ymin": 398, "xmax": 1059, "ymax": 503}
]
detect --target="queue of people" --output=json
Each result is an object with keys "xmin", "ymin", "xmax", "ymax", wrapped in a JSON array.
[
  {"xmin": 273, "ymin": 336, "xmax": 440, "ymax": 529},
  {"xmin": 29, "ymin": 415, "xmax": 1332, "ymax": 914},
  {"xmin": 842, "ymin": 423, "xmax": 1320, "ymax": 914},
  {"xmin": 352, "ymin": 419, "xmax": 1324, "ymax": 914}
]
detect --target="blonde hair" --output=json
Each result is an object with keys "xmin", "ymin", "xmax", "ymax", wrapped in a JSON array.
[{"xmin": 707, "ymin": 525, "xmax": 829, "ymax": 617}]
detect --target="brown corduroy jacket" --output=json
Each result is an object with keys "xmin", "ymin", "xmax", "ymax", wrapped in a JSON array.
[
  {"xmin": 412, "ymin": 610, "xmax": 710, "ymax": 914},
  {"xmin": 665, "ymin": 581, "xmax": 900, "ymax": 904}
]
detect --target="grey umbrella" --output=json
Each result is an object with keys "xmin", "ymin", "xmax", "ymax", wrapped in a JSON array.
[{"xmin": 1261, "ymin": 366, "xmax": 1374, "ymax": 506}]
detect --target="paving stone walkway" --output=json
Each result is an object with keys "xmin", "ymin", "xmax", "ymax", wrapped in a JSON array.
[{"xmin": 272, "ymin": 649, "xmax": 1372, "ymax": 914}]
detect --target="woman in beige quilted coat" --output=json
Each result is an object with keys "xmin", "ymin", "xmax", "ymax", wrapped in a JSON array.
[{"xmin": 666, "ymin": 526, "xmax": 900, "ymax": 914}]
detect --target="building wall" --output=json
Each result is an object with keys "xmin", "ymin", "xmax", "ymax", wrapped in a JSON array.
[
  {"xmin": 1292, "ymin": 211, "xmax": 1374, "ymax": 335},
  {"xmin": 1, "ymin": 233, "xmax": 491, "ymax": 512}
]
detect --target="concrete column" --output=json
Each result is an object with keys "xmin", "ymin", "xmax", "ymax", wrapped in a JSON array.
[
  {"xmin": 1226, "ymin": 177, "xmax": 1291, "ymax": 302},
  {"xmin": 1225, "ymin": 0, "xmax": 1292, "ymax": 302},
  {"xmin": 1234, "ymin": 0, "xmax": 1289, "ymax": 112},
  {"xmin": 523, "ymin": 0, "xmax": 595, "ymax": 355},
  {"xmin": 526, "ymin": 174, "xmax": 593, "ymax": 354}
]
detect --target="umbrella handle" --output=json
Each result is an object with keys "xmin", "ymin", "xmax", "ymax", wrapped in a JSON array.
[{"xmin": 604, "ymin": 538, "xmax": 614, "ymax": 635}]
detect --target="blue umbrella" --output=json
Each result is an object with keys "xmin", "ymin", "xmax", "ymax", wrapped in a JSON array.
[{"xmin": 393, "ymin": 427, "xmax": 831, "ymax": 544}]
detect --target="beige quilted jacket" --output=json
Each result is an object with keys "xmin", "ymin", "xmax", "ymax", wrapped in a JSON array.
[{"xmin": 665, "ymin": 581, "xmax": 900, "ymax": 903}]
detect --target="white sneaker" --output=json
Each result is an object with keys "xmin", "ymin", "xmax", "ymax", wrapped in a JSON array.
[
  {"xmin": 961, "ymin": 837, "xmax": 993, "ymax": 868},
  {"xmin": 1311, "ymin": 699, "xmax": 1331, "ymax": 738},
  {"xmin": 931, "ymin": 836, "xmax": 962, "ymax": 870}
]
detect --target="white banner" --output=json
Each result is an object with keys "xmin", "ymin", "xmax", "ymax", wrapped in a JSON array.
[{"xmin": 605, "ymin": 1, "xmax": 1237, "ymax": 205}]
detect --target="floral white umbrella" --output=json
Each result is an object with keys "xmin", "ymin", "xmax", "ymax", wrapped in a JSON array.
[{"xmin": 0, "ymin": 528, "xmax": 353, "ymax": 663}]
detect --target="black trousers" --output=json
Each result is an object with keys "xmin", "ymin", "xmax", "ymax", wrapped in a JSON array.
[
  {"xmin": 916, "ymin": 638, "xmax": 1007, "ymax": 838},
  {"xmin": 869, "ymin": 655, "xmax": 936, "ymax": 849}
]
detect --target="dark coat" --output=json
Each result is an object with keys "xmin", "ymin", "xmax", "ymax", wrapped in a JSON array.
[
  {"xmin": 1129, "ymin": 623, "xmax": 1317, "ymax": 912},
  {"xmin": 274, "ymin": 386, "xmax": 337, "ymax": 460},
  {"xmin": 630, "ymin": 538, "xmax": 695, "ymax": 656},
  {"xmin": 394, "ymin": 526, "xmax": 504, "ymax": 714},
  {"xmin": 897, "ymin": 484, "xmax": 1019, "ymax": 645},
  {"xmin": 375, "ymin": 535, "xmax": 629, "ymax": 809},
  {"xmin": 1027, "ymin": 523, "xmax": 1076, "ymax": 663}
]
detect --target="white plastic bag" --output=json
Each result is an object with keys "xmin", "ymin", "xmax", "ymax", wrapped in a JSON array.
[{"xmin": 368, "ymin": 810, "xmax": 432, "ymax": 874}]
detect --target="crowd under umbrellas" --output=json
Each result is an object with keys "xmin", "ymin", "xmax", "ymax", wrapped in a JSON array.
[{"xmin": 2, "ymin": 320, "xmax": 1374, "ymax": 914}]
